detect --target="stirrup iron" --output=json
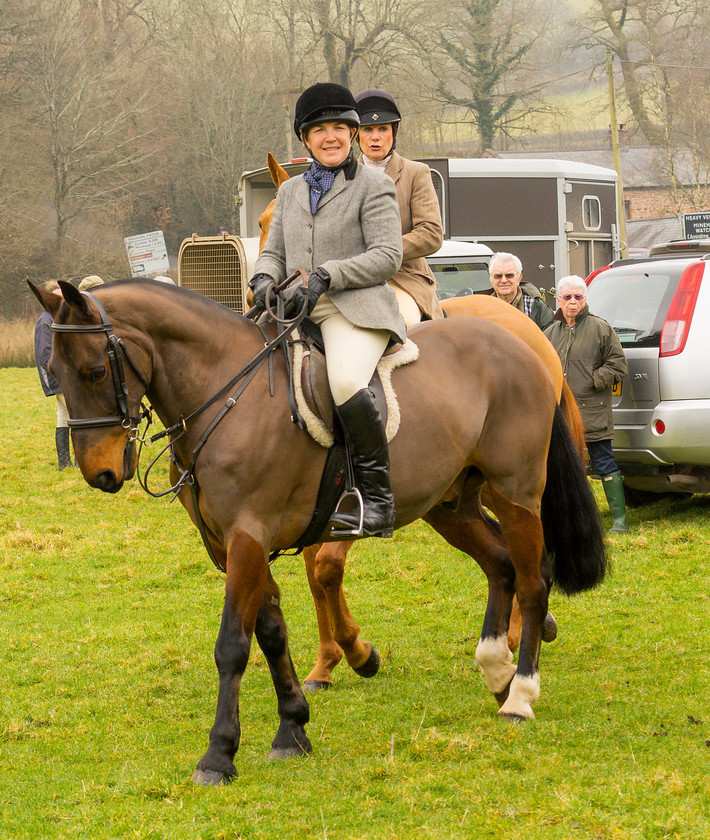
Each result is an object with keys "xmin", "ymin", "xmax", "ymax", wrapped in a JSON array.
[{"xmin": 329, "ymin": 486, "xmax": 365, "ymax": 538}]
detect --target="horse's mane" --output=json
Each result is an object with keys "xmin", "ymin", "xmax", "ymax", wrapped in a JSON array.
[{"xmin": 94, "ymin": 277, "xmax": 247, "ymax": 329}]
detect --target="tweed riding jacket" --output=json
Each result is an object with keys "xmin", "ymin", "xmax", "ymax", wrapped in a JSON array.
[{"xmin": 254, "ymin": 157, "xmax": 406, "ymax": 343}]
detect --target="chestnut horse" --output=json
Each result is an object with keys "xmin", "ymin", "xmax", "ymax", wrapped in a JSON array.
[
  {"xmin": 257, "ymin": 154, "xmax": 587, "ymax": 688},
  {"xmin": 31, "ymin": 279, "xmax": 604, "ymax": 785}
]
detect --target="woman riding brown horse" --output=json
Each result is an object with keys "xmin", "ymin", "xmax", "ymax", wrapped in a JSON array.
[{"xmin": 31, "ymin": 276, "xmax": 604, "ymax": 785}]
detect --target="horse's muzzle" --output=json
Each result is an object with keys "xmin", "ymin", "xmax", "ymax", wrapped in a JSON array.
[
  {"xmin": 80, "ymin": 436, "xmax": 136, "ymax": 492},
  {"xmin": 89, "ymin": 469, "xmax": 124, "ymax": 494}
]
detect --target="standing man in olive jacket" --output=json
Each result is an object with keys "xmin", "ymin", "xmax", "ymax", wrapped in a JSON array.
[{"xmin": 545, "ymin": 275, "xmax": 629, "ymax": 533}]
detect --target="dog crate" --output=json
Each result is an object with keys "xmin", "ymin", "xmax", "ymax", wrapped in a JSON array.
[{"xmin": 177, "ymin": 233, "xmax": 249, "ymax": 313}]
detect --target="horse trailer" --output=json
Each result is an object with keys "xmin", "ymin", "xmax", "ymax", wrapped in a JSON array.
[
  {"xmin": 178, "ymin": 157, "xmax": 620, "ymax": 310},
  {"xmin": 421, "ymin": 158, "xmax": 621, "ymax": 303}
]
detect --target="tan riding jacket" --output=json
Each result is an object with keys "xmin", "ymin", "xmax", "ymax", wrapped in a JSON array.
[{"xmin": 370, "ymin": 152, "xmax": 445, "ymax": 320}]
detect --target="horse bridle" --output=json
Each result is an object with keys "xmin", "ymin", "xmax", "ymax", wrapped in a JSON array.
[
  {"xmin": 51, "ymin": 291, "xmax": 149, "ymax": 434},
  {"xmin": 51, "ymin": 281, "xmax": 309, "ymax": 572}
]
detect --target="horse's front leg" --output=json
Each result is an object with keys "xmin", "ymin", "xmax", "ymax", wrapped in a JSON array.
[
  {"xmin": 304, "ymin": 540, "xmax": 380, "ymax": 691},
  {"xmin": 303, "ymin": 542, "xmax": 345, "ymax": 690},
  {"xmin": 254, "ymin": 570, "xmax": 312, "ymax": 758},
  {"xmin": 193, "ymin": 530, "xmax": 268, "ymax": 786}
]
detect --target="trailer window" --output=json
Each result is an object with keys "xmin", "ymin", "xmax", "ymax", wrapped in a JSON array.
[
  {"xmin": 583, "ymin": 196, "xmax": 601, "ymax": 231},
  {"xmin": 429, "ymin": 261, "xmax": 492, "ymax": 299}
]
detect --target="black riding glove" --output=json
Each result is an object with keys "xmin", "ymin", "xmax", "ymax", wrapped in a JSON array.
[
  {"xmin": 250, "ymin": 273, "xmax": 275, "ymax": 310},
  {"xmin": 292, "ymin": 267, "xmax": 330, "ymax": 316}
]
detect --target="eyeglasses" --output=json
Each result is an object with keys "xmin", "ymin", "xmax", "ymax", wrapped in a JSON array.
[
  {"xmin": 491, "ymin": 272, "xmax": 517, "ymax": 280},
  {"xmin": 560, "ymin": 293, "xmax": 585, "ymax": 301}
]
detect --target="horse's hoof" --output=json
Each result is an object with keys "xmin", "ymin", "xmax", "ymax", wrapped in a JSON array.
[
  {"xmin": 192, "ymin": 768, "xmax": 235, "ymax": 786},
  {"xmin": 269, "ymin": 745, "xmax": 310, "ymax": 760},
  {"xmin": 303, "ymin": 679, "xmax": 331, "ymax": 692},
  {"xmin": 542, "ymin": 612, "xmax": 558, "ymax": 643},
  {"xmin": 353, "ymin": 646, "xmax": 380, "ymax": 679},
  {"xmin": 499, "ymin": 712, "xmax": 528, "ymax": 724}
]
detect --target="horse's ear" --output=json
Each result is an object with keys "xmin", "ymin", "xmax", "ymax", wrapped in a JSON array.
[
  {"xmin": 267, "ymin": 152, "xmax": 291, "ymax": 189},
  {"xmin": 27, "ymin": 280, "xmax": 63, "ymax": 318},
  {"xmin": 57, "ymin": 279, "xmax": 93, "ymax": 316}
]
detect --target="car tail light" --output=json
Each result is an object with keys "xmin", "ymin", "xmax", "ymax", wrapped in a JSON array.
[
  {"xmin": 653, "ymin": 419, "xmax": 666, "ymax": 435},
  {"xmin": 585, "ymin": 265, "xmax": 611, "ymax": 285},
  {"xmin": 659, "ymin": 262, "xmax": 704, "ymax": 357}
]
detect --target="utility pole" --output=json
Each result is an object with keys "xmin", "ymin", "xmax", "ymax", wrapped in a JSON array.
[
  {"xmin": 285, "ymin": 103, "xmax": 294, "ymax": 161},
  {"xmin": 607, "ymin": 49, "xmax": 628, "ymax": 259}
]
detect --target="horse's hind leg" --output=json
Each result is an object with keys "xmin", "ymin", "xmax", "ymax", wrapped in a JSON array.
[
  {"xmin": 486, "ymin": 484, "xmax": 551, "ymax": 721},
  {"xmin": 254, "ymin": 571, "xmax": 312, "ymax": 759},
  {"xmin": 424, "ymin": 490, "xmax": 518, "ymax": 707},
  {"xmin": 303, "ymin": 541, "xmax": 380, "ymax": 690}
]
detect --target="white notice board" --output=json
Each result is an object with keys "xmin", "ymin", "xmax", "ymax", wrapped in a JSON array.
[{"xmin": 124, "ymin": 230, "xmax": 170, "ymax": 275}]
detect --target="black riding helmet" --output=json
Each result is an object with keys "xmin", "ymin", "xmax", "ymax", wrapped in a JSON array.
[
  {"xmin": 294, "ymin": 83, "xmax": 360, "ymax": 140},
  {"xmin": 354, "ymin": 89, "xmax": 401, "ymax": 127}
]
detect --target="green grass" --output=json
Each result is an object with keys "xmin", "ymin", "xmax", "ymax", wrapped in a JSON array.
[{"xmin": 1, "ymin": 368, "xmax": 708, "ymax": 839}]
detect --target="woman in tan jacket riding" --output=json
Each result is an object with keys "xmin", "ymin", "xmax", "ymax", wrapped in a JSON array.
[{"xmin": 354, "ymin": 88, "xmax": 444, "ymax": 325}]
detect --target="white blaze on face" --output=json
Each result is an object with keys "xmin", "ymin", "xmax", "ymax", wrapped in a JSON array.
[{"xmin": 475, "ymin": 635, "xmax": 516, "ymax": 695}]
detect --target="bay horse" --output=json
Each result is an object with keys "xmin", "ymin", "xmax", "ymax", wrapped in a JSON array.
[
  {"xmin": 258, "ymin": 154, "xmax": 588, "ymax": 688},
  {"xmin": 29, "ymin": 276, "xmax": 604, "ymax": 787}
]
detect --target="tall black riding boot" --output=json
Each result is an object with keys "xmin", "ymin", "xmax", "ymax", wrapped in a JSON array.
[
  {"xmin": 55, "ymin": 427, "xmax": 72, "ymax": 470},
  {"xmin": 330, "ymin": 388, "xmax": 395, "ymax": 538}
]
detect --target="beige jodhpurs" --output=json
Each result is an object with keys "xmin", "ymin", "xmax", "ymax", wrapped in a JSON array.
[
  {"xmin": 56, "ymin": 393, "xmax": 70, "ymax": 428},
  {"xmin": 310, "ymin": 296, "xmax": 390, "ymax": 406},
  {"xmin": 390, "ymin": 284, "xmax": 421, "ymax": 327}
]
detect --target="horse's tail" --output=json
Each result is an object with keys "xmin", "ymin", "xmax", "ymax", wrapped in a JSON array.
[
  {"xmin": 559, "ymin": 378, "xmax": 586, "ymax": 460},
  {"xmin": 541, "ymin": 404, "xmax": 607, "ymax": 595}
]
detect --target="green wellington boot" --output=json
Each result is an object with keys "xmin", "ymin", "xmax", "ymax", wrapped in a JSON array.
[{"xmin": 602, "ymin": 471, "xmax": 629, "ymax": 533}]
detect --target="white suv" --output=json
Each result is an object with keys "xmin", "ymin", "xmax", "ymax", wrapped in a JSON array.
[{"xmin": 585, "ymin": 240, "xmax": 710, "ymax": 502}]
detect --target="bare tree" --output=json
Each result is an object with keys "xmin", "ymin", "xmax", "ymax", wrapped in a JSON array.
[
  {"xmin": 291, "ymin": 0, "xmax": 418, "ymax": 88},
  {"xmin": 421, "ymin": 0, "xmax": 553, "ymax": 153},
  {"xmin": 578, "ymin": 0, "xmax": 710, "ymax": 209},
  {"xmin": 155, "ymin": 0, "xmax": 287, "ymax": 235},
  {"xmin": 578, "ymin": 1, "xmax": 708, "ymax": 144},
  {"xmin": 11, "ymin": 0, "xmax": 162, "ymax": 269}
]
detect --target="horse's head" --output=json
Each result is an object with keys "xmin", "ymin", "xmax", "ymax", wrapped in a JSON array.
[
  {"xmin": 257, "ymin": 152, "xmax": 291, "ymax": 252},
  {"xmin": 28, "ymin": 280, "xmax": 150, "ymax": 493}
]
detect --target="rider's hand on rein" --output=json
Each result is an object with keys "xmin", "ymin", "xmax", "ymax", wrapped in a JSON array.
[{"xmin": 291, "ymin": 267, "xmax": 330, "ymax": 316}]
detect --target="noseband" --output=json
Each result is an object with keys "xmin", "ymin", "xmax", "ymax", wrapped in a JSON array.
[{"xmin": 51, "ymin": 291, "xmax": 149, "ymax": 433}]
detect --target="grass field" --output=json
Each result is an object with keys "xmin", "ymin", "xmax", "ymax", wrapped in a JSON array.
[{"xmin": 1, "ymin": 368, "xmax": 708, "ymax": 839}]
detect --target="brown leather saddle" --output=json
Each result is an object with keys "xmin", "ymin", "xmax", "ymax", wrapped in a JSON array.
[{"xmin": 294, "ymin": 317, "xmax": 392, "ymax": 441}]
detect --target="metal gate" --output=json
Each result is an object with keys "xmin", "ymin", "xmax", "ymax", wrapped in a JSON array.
[{"xmin": 177, "ymin": 233, "xmax": 249, "ymax": 313}]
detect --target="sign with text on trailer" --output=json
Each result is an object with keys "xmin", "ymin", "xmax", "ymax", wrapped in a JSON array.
[
  {"xmin": 420, "ymin": 157, "xmax": 620, "ymax": 302},
  {"xmin": 124, "ymin": 230, "xmax": 170, "ymax": 276},
  {"xmin": 683, "ymin": 212, "xmax": 710, "ymax": 240}
]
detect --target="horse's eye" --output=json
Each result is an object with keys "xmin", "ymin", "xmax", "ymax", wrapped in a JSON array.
[{"xmin": 87, "ymin": 366, "xmax": 107, "ymax": 383}]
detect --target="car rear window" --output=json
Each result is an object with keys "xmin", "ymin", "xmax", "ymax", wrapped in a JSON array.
[
  {"xmin": 429, "ymin": 261, "xmax": 491, "ymax": 299},
  {"xmin": 586, "ymin": 260, "xmax": 690, "ymax": 348}
]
